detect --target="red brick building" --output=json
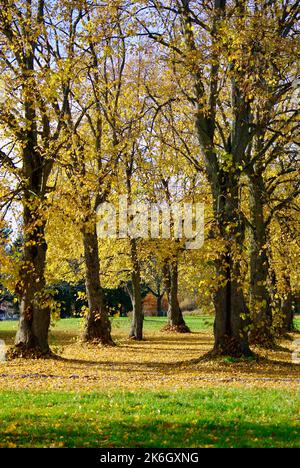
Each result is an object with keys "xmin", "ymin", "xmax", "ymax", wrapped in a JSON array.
[{"xmin": 142, "ymin": 293, "xmax": 168, "ymax": 317}]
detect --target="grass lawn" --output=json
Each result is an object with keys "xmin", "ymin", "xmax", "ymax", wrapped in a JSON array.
[
  {"xmin": 0, "ymin": 315, "xmax": 215, "ymax": 338},
  {"xmin": 0, "ymin": 389, "xmax": 299, "ymax": 448},
  {"xmin": 0, "ymin": 316, "xmax": 299, "ymax": 448}
]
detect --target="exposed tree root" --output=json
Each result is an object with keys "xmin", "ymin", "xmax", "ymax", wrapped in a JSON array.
[
  {"xmin": 161, "ymin": 323, "xmax": 191, "ymax": 333},
  {"xmin": 128, "ymin": 335, "xmax": 144, "ymax": 341},
  {"xmin": 206, "ymin": 336, "xmax": 255, "ymax": 359},
  {"xmin": 82, "ymin": 337, "xmax": 116, "ymax": 347},
  {"xmin": 6, "ymin": 344, "xmax": 54, "ymax": 360},
  {"xmin": 200, "ymin": 349, "xmax": 257, "ymax": 362}
]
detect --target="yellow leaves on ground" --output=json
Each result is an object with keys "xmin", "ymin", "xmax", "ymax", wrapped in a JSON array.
[{"xmin": 0, "ymin": 328, "xmax": 299, "ymax": 392}]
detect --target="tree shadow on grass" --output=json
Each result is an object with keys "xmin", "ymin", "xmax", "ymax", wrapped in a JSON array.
[
  {"xmin": 50, "ymin": 354, "xmax": 300, "ymax": 381},
  {"xmin": 52, "ymin": 355, "xmax": 193, "ymax": 370},
  {"xmin": 51, "ymin": 331, "xmax": 299, "ymax": 377},
  {"xmin": 53, "ymin": 330, "xmax": 212, "ymax": 349},
  {"xmin": 1, "ymin": 417, "xmax": 299, "ymax": 448},
  {"xmin": 180, "ymin": 355, "xmax": 300, "ymax": 381}
]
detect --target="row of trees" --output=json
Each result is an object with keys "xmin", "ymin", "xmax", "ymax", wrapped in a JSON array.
[{"xmin": 0, "ymin": 0, "xmax": 299, "ymax": 357}]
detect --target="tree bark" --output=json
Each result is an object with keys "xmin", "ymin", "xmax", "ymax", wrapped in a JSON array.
[
  {"xmin": 82, "ymin": 225, "xmax": 114, "ymax": 345},
  {"xmin": 14, "ymin": 201, "xmax": 51, "ymax": 355},
  {"xmin": 162, "ymin": 259, "xmax": 190, "ymax": 333},
  {"xmin": 247, "ymin": 171, "xmax": 274, "ymax": 346},
  {"xmin": 128, "ymin": 239, "xmax": 144, "ymax": 340},
  {"xmin": 211, "ymin": 174, "xmax": 252, "ymax": 357},
  {"xmin": 14, "ymin": 106, "xmax": 52, "ymax": 356}
]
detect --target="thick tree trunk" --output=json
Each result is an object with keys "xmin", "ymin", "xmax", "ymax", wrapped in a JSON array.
[
  {"xmin": 211, "ymin": 176, "xmax": 252, "ymax": 357},
  {"xmin": 180, "ymin": 1, "xmax": 252, "ymax": 355},
  {"xmin": 5, "ymin": 6, "xmax": 54, "ymax": 358},
  {"xmin": 212, "ymin": 251, "xmax": 251, "ymax": 356},
  {"xmin": 82, "ymin": 225, "xmax": 114, "ymax": 345},
  {"xmin": 179, "ymin": 0, "xmax": 276, "ymax": 356},
  {"xmin": 162, "ymin": 260, "xmax": 190, "ymax": 333},
  {"xmin": 247, "ymin": 172, "xmax": 274, "ymax": 346},
  {"xmin": 14, "ymin": 202, "xmax": 51, "ymax": 356},
  {"xmin": 13, "ymin": 124, "xmax": 53, "ymax": 357},
  {"xmin": 128, "ymin": 239, "xmax": 144, "ymax": 340}
]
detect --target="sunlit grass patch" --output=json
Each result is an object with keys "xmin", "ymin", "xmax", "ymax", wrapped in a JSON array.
[{"xmin": 0, "ymin": 388, "xmax": 299, "ymax": 448}]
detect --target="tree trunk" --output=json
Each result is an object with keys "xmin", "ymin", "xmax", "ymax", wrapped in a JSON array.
[
  {"xmin": 212, "ymin": 250, "xmax": 251, "ymax": 356},
  {"xmin": 14, "ymin": 201, "xmax": 51, "ymax": 356},
  {"xmin": 211, "ymin": 175, "xmax": 252, "ymax": 357},
  {"xmin": 178, "ymin": 1, "xmax": 252, "ymax": 355},
  {"xmin": 163, "ymin": 260, "xmax": 190, "ymax": 333},
  {"xmin": 82, "ymin": 225, "xmax": 114, "ymax": 345},
  {"xmin": 14, "ymin": 119, "xmax": 52, "ymax": 357},
  {"xmin": 3, "ymin": 4, "xmax": 55, "ymax": 358},
  {"xmin": 247, "ymin": 172, "xmax": 274, "ymax": 346},
  {"xmin": 128, "ymin": 239, "xmax": 144, "ymax": 340}
]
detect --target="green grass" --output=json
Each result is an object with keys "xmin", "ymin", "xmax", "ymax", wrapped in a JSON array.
[
  {"xmin": 0, "ymin": 315, "xmax": 215, "ymax": 345},
  {"xmin": 110, "ymin": 315, "xmax": 214, "ymax": 333},
  {"xmin": 0, "ymin": 388, "xmax": 299, "ymax": 448},
  {"xmin": 52, "ymin": 315, "xmax": 215, "ymax": 333},
  {"xmin": 0, "ymin": 315, "xmax": 298, "ymax": 340},
  {"xmin": 1, "ymin": 315, "xmax": 298, "ymax": 332}
]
